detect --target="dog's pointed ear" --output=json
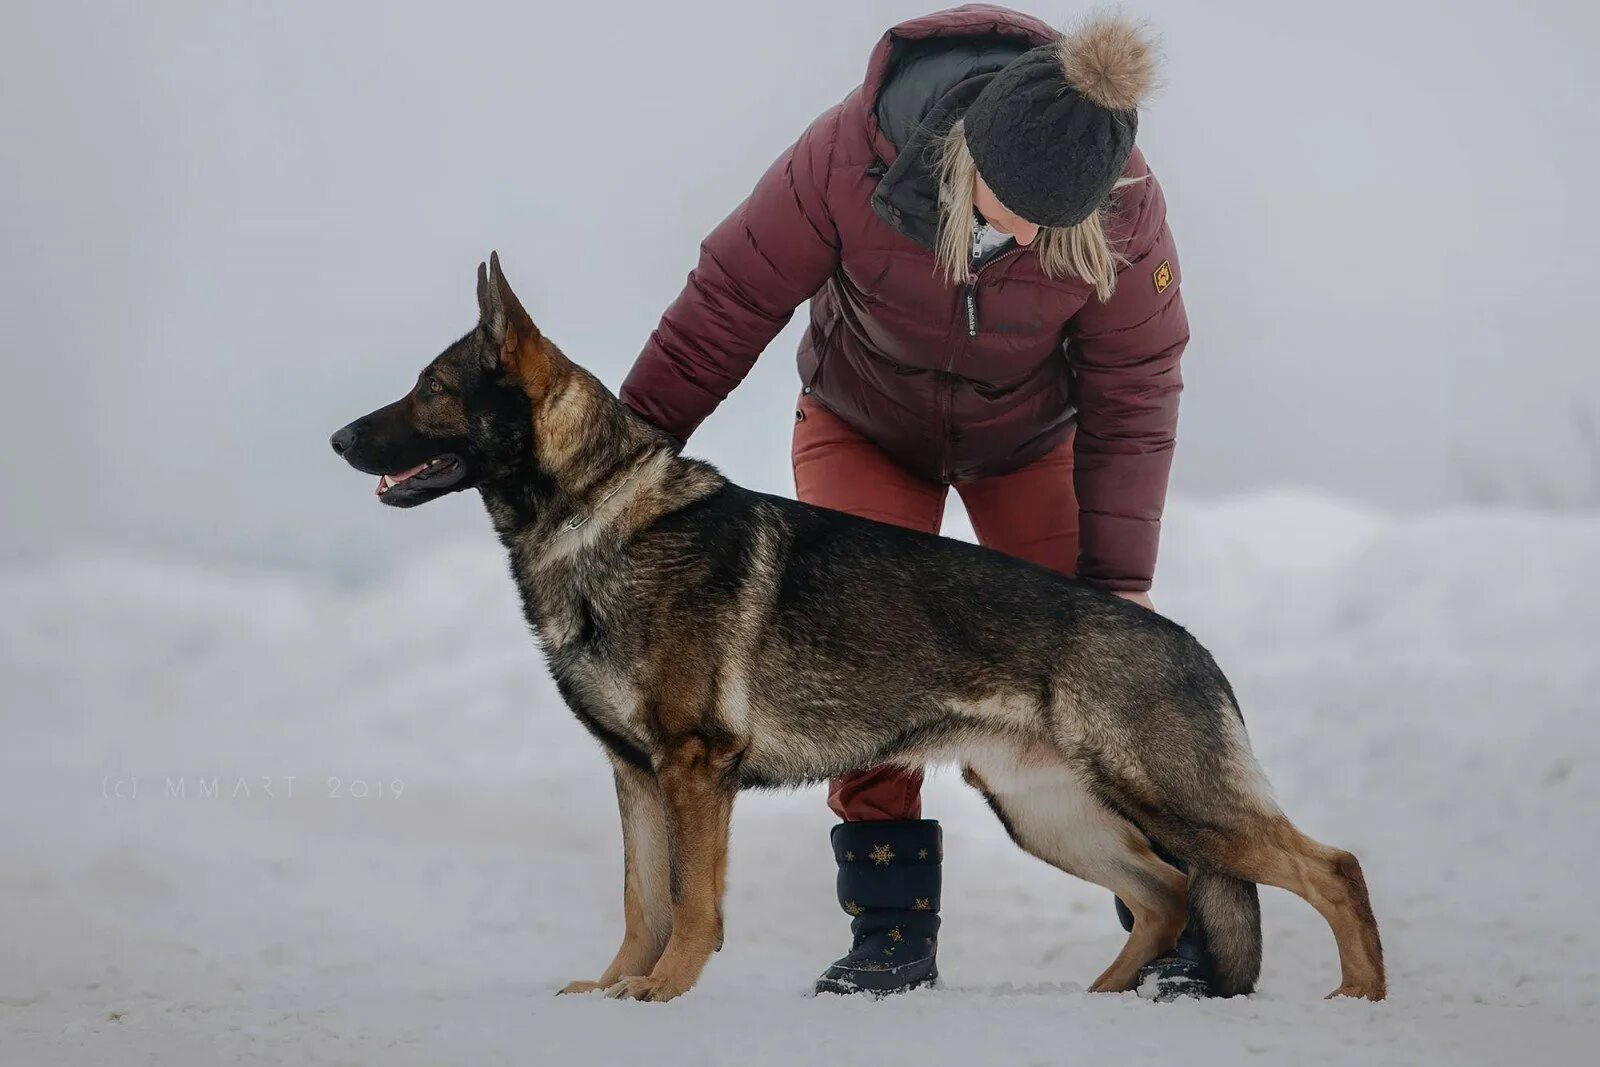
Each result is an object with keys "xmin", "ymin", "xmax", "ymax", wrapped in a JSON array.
[
  {"xmin": 486, "ymin": 251, "xmax": 559, "ymax": 395},
  {"xmin": 489, "ymin": 251, "xmax": 537, "ymax": 350}
]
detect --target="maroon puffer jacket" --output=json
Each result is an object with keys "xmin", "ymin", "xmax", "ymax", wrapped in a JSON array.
[{"xmin": 621, "ymin": 4, "xmax": 1188, "ymax": 591}]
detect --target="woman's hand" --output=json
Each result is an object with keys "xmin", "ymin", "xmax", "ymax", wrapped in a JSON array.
[{"xmin": 1113, "ymin": 590, "xmax": 1154, "ymax": 611}]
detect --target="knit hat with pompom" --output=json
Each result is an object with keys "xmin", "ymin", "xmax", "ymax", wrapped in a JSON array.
[{"xmin": 963, "ymin": 13, "xmax": 1158, "ymax": 227}]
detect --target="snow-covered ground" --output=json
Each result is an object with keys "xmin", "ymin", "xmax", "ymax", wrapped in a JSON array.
[{"xmin": 2, "ymin": 492, "xmax": 1596, "ymax": 1065}]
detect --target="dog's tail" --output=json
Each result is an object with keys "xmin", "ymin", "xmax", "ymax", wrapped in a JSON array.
[{"xmin": 1188, "ymin": 864, "xmax": 1262, "ymax": 996}]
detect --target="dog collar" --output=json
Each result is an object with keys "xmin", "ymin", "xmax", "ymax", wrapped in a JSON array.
[{"xmin": 562, "ymin": 482, "xmax": 625, "ymax": 533}]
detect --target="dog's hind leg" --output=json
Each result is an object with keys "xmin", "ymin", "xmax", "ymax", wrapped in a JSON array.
[
  {"xmin": 963, "ymin": 754, "xmax": 1187, "ymax": 994},
  {"xmin": 1094, "ymin": 709, "xmax": 1384, "ymax": 1000},
  {"xmin": 1087, "ymin": 865, "xmax": 1187, "ymax": 994},
  {"xmin": 1198, "ymin": 814, "xmax": 1385, "ymax": 1000},
  {"xmin": 558, "ymin": 758, "xmax": 673, "ymax": 995},
  {"xmin": 608, "ymin": 734, "xmax": 738, "ymax": 1003}
]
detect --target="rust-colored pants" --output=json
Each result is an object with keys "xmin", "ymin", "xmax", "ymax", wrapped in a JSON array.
[{"xmin": 791, "ymin": 391, "xmax": 1080, "ymax": 822}]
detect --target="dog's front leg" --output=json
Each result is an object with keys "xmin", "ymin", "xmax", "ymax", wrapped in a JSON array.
[
  {"xmin": 558, "ymin": 759, "xmax": 673, "ymax": 995},
  {"xmin": 608, "ymin": 735, "xmax": 736, "ymax": 1003}
]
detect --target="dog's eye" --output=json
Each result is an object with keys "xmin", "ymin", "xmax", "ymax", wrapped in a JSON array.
[{"xmin": 425, "ymin": 377, "xmax": 445, "ymax": 396}]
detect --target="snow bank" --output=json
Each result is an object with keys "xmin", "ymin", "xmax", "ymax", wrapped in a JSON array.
[{"xmin": 2, "ymin": 492, "xmax": 1595, "ymax": 1065}]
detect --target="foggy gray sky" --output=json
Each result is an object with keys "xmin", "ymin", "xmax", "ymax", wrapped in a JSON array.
[{"xmin": 3, "ymin": 0, "xmax": 1596, "ymax": 578}]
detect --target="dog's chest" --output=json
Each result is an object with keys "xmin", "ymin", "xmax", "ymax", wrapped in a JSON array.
[
  {"xmin": 533, "ymin": 569, "xmax": 656, "ymax": 764},
  {"xmin": 550, "ymin": 637, "xmax": 655, "ymax": 771},
  {"xmin": 512, "ymin": 542, "xmax": 620, "ymax": 648}
]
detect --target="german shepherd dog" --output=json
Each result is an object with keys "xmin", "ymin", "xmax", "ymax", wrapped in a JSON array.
[{"xmin": 330, "ymin": 255, "xmax": 1385, "ymax": 1003}]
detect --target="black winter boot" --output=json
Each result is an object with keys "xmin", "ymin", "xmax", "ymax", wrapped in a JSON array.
[{"xmin": 814, "ymin": 820, "xmax": 941, "ymax": 996}]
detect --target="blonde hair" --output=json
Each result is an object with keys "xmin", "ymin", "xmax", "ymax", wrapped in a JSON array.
[{"xmin": 934, "ymin": 119, "xmax": 1137, "ymax": 302}]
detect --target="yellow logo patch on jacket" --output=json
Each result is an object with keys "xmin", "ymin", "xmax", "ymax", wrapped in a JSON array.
[{"xmin": 1153, "ymin": 260, "xmax": 1173, "ymax": 294}]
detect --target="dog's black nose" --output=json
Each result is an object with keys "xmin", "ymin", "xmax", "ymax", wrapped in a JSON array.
[{"xmin": 330, "ymin": 425, "xmax": 356, "ymax": 456}]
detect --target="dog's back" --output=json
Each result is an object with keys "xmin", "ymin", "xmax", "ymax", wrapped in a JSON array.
[{"xmin": 576, "ymin": 476, "xmax": 1239, "ymax": 789}]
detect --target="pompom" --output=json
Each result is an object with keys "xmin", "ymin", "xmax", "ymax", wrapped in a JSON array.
[{"xmin": 1056, "ymin": 13, "xmax": 1158, "ymax": 112}]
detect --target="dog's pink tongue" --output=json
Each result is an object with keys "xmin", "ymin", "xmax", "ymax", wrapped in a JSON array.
[{"xmin": 376, "ymin": 462, "xmax": 428, "ymax": 495}]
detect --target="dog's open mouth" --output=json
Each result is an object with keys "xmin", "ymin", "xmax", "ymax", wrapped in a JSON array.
[{"xmin": 375, "ymin": 454, "xmax": 466, "ymax": 501}]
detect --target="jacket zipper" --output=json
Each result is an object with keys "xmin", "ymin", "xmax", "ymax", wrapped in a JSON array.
[
  {"xmin": 964, "ymin": 245, "xmax": 1023, "ymax": 337},
  {"xmin": 941, "ymin": 246, "xmax": 1024, "ymax": 479}
]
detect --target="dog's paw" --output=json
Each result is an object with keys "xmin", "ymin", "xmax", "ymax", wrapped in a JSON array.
[
  {"xmin": 605, "ymin": 975, "xmax": 687, "ymax": 1003},
  {"xmin": 556, "ymin": 980, "xmax": 609, "ymax": 996},
  {"xmin": 1326, "ymin": 981, "xmax": 1386, "ymax": 1001}
]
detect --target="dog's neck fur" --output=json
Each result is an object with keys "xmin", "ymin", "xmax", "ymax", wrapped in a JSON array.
[{"xmin": 477, "ymin": 365, "xmax": 725, "ymax": 619}]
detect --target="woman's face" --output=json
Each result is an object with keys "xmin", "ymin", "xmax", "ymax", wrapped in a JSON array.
[{"xmin": 973, "ymin": 173, "xmax": 1041, "ymax": 247}]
